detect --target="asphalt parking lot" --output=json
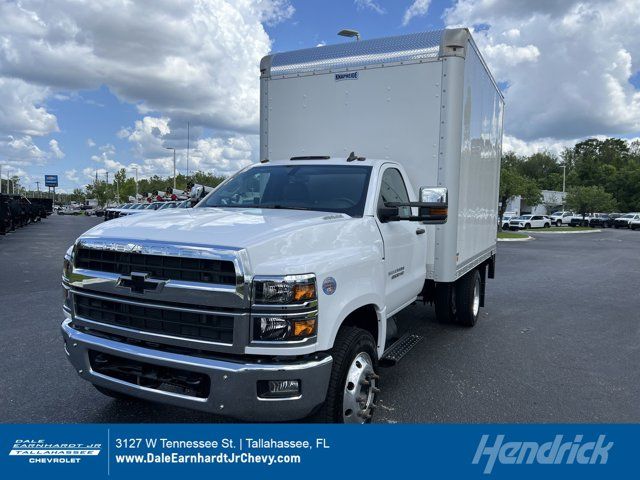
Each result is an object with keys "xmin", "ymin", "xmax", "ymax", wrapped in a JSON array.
[{"xmin": 1, "ymin": 215, "xmax": 639, "ymax": 423}]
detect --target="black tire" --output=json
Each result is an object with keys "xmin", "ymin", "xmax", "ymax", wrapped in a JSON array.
[
  {"xmin": 614, "ymin": 225, "xmax": 619, "ymax": 229},
  {"xmin": 455, "ymin": 269, "xmax": 481, "ymax": 327},
  {"xmin": 93, "ymin": 384, "xmax": 137, "ymax": 401},
  {"xmin": 316, "ymin": 326, "xmax": 378, "ymax": 423},
  {"xmin": 544, "ymin": 223, "xmax": 550, "ymax": 228},
  {"xmin": 434, "ymin": 283, "xmax": 457, "ymax": 324},
  {"xmin": 525, "ymin": 223, "xmax": 531, "ymax": 229},
  {"xmin": 556, "ymin": 220, "xmax": 562, "ymax": 227}
]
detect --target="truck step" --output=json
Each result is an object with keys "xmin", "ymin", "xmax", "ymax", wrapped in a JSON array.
[{"xmin": 380, "ymin": 334, "xmax": 423, "ymax": 367}]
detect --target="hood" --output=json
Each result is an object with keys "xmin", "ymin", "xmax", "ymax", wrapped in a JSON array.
[{"xmin": 80, "ymin": 207, "xmax": 353, "ymax": 249}]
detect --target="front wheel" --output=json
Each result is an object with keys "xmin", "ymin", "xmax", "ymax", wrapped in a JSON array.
[
  {"xmin": 525, "ymin": 223, "xmax": 531, "ymax": 229},
  {"xmin": 556, "ymin": 220, "xmax": 562, "ymax": 227},
  {"xmin": 544, "ymin": 223, "xmax": 550, "ymax": 228},
  {"xmin": 455, "ymin": 269, "xmax": 481, "ymax": 327},
  {"xmin": 318, "ymin": 326, "xmax": 379, "ymax": 423}
]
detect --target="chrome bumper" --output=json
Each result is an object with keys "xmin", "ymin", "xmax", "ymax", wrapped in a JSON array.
[{"xmin": 61, "ymin": 319, "xmax": 332, "ymax": 421}]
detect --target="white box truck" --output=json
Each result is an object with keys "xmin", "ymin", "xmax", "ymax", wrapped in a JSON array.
[{"xmin": 61, "ymin": 28, "xmax": 504, "ymax": 423}]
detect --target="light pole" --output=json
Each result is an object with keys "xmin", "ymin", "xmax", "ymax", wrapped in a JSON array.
[
  {"xmin": 0, "ymin": 165, "xmax": 3, "ymax": 194},
  {"xmin": 165, "ymin": 147, "xmax": 176, "ymax": 190},
  {"xmin": 133, "ymin": 167, "xmax": 139, "ymax": 202},
  {"xmin": 187, "ymin": 121, "xmax": 190, "ymax": 180},
  {"xmin": 338, "ymin": 29, "xmax": 360, "ymax": 41},
  {"xmin": 561, "ymin": 164, "xmax": 567, "ymax": 209}
]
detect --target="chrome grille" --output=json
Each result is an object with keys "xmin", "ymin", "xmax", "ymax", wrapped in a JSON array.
[{"xmin": 75, "ymin": 247, "xmax": 236, "ymax": 285}]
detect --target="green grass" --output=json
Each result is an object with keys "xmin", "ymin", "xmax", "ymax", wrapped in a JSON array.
[
  {"xmin": 538, "ymin": 226, "xmax": 594, "ymax": 232},
  {"xmin": 498, "ymin": 231, "xmax": 529, "ymax": 239}
]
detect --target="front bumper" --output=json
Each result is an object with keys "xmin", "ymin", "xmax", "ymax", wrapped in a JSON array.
[{"xmin": 61, "ymin": 319, "xmax": 332, "ymax": 421}]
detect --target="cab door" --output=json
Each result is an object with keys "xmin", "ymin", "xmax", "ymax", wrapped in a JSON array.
[{"xmin": 374, "ymin": 166, "xmax": 427, "ymax": 314}]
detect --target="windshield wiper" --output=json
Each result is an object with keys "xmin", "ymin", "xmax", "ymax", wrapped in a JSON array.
[{"xmin": 260, "ymin": 204, "xmax": 313, "ymax": 211}]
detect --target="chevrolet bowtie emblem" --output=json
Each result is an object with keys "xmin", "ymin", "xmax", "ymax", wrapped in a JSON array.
[{"xmin": 116, "ymin": 272, "xmax": 165, "ymax": 294}]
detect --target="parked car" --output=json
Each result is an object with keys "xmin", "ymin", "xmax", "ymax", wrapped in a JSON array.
[
  {"xmin": 630, "ymin": 218, "xmax": 640, "ymax": 230},
  {"xmin": 613, "ymin": 213, "xmax": 640, "ymax": 229},
  {"xmin": 569, "ymin": 214, "xmax": 592, "ymax": 227},
  {"xmin": 500, "ymin": 211, "xmax": 518, "ymax": 229},
  {"xmin": 509, "ymin": 214, "xmax": 551, "ymax": 230},
  {"xmin": 589, "ymin": 213, "xmax": 613, "ymax": 228},
  {"xmin": 549, "ymin": 211, "xmax": 576, "ymax": 227}
]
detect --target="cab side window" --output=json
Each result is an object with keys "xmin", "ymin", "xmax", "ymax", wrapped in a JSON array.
[{"xmin": 378, "ymin": 168, "xmax": 411, "ymax": 218}]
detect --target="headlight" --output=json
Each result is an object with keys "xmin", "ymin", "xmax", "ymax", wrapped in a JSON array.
[
  {"xmin": 253, "ymin": 313, "xmax": 317, "ymax": 342},
  {"xmin": 252, "ymin": 274, "xmax": 316, "ymax": 305},
  {"xmin": 252, "ymin": 274, "xmax": 317, "ymax": 342}
]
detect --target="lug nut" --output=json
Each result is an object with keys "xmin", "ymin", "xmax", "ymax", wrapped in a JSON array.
[
  {"xmin": 367, "ymin": 373, "xmax": 380, "ymax": 380},
  {"xmin": 360, "ymin": 379, "xmax": 370, "ymax": 387},
  {"xmin": 371, "ymin": 387, "xmax": 380, "ymax": 394}
]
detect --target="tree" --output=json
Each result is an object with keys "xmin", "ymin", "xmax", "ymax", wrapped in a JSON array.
[
  {"xmin": 566, "ymin": 186, "xmax": 616, "ymax": 218},
  {"xmin": 499, "ymin": 157, "xmax": 542, "ymax": 222},
  {"xmin": 85, "ymin": 181, "xmax": 115, "ymax": 207}
]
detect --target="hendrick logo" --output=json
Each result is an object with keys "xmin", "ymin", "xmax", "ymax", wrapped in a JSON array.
[
  {"xmin": 473, "ymin": 434, "xmax": 613, "ymax": 474},
  {"xmin": 335, "ymin": 71, "xmax": 358, "ymax": 81}
]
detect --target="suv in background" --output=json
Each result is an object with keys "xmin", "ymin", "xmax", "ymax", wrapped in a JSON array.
[
  {"xmin": 509, "ymin": 214, "xmax": 551, "ymax": 230},
  {"xmin": 500, "ymin": 211, "xmax": 518, "ymax": 229},
  {"xmin": 613, "ymin": 213, "xmax": 640, "ymax": 229}
]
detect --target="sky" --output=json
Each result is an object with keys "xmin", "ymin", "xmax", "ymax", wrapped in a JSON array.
[{"xmin": 0, "ymin": 0, "xmax": 639, "ymax": 193}]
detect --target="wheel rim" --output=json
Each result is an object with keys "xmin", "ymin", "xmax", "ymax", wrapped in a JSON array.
[
  {"xmin": 472, "ymin": 277, "xmax": 480, "ymax": 317},
  {"xmin": 342, "ymin": 352, "xmax": 378, "ymax": 423}
]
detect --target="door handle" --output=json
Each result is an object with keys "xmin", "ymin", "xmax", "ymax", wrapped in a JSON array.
[{"xmin": 416, "ymin": 228, "xmax": 426, "ymax": 235}]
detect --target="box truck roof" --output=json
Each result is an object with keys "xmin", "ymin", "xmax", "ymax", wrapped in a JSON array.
[{"xmin": 261, "ymin": 28, "xmax": 501, "ymax": 97}]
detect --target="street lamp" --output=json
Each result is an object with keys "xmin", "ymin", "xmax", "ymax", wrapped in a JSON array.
[
  {"xmin": 338, "ymin": 29, "xmax": 360, "ymax": 41},
  {"xmin": 165, "ymin": 147, "xmax": 177, "ymax": 190}
]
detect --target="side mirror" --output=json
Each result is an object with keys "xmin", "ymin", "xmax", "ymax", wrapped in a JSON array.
[
  {"xmin": 378, "ymin": 205, "xmax": 399, "ymax": 223},
  {"xmin": 382, "ymin": 187, "xmax": 448, "ymax": 224},
  {"xmin": 418, "ymin": 187, "xmax": 448, "ymax": 224}
]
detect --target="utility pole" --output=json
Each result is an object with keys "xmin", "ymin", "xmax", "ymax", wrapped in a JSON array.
[
  {"xmin": 187, "ymin": 121, "xmax": 190, "ymax": 179},
  {"xmin": 116, "ymin": 173, "xmax": 120, "ymax": 203},
  {"xmin": 0, "ymin": 165, "xmax": 2, "ymax": 194},
  {"xmin": 165, "ymin": 147, "xmax": 176, "ymax": 190},
  {"xmin": 35, "ymin": 181, "xmax": 40, "ymax": 197}
]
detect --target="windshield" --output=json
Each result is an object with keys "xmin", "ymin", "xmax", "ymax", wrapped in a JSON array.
[
  {"xmin": 521, "ymin": 215, "xmax": 532, "ymax": 219},
  {"xmin": 621, "ymin": 214, "xmax": 634, "ymax": 218},
  {"xmin": 200, "ymin": 164, "xmax": 373, "ymax": 217}
]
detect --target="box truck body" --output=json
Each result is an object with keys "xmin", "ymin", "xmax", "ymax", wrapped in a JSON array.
[{"xmin": 261, "ymin": 28, "xmax": 504, "ymax": 282}]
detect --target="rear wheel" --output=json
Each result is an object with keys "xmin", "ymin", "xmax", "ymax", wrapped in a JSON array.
[
  {"xmin": 544, "ymin": 223, "xmax": 550, "ymax": 228},
  {"xmin": 455, "ymin": 269, "xmax": 481, "ymax": 327},
  {"xmin": 317, "ymin": 326, "xmax": 379, "ymax": 423},
  {"xmin": 434, "ymin": 283, "xmax": 457, "ymax": 324}
]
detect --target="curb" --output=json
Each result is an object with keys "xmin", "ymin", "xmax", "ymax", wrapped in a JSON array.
[
  {"xmin": 530, "ymin": 229, "xmax": 602, "ymax": 235},
  {"xmin": 498, "ymin": 235, "xmax": 533, "ymax": 242}
]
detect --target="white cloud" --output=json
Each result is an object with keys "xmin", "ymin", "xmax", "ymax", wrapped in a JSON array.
[
  {"xmin": 402, "ymin": 0, "xmax": 431, "ymax": 26},
  {"xmin": 0, "ymin": 0, "xmax": 295, "ymax": 134},
  {"xmin": 0, "ymin": 78, "xmax": 58, "ymax": 136},
  {"xmin": 0, "ymin": 135, "xmax": 47, "ymax": 166},
  {"xmin": 65, "ymin": 168, "xmax": 79, "ymax": 183},
  {"xmin": 445, "ymin": 0, "xmax": 640, "ymax": 151},
  {"xmin": 49, "ymin": 139, "xmax": 64, "ymax": 159},
  {"xmin": 86, "ymin": 138, "xmax": 96, "ymax": 147},
  {"xmin": 355, "ymin": 0, "xmax": 386, "ymax": 15}
]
